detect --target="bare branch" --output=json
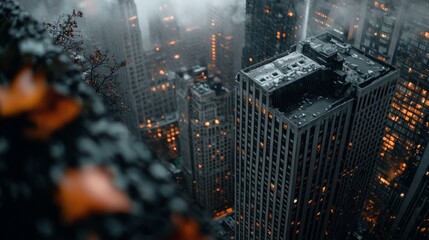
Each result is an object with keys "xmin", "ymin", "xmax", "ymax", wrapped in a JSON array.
[{"xmin": 45, "ymin": 10, "xmax": 128, "ymax": 115}]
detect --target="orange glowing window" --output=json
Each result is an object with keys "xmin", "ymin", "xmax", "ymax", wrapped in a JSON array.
[
  {"xmin": 378, "ymin": 176, "xmax": 390, "ymax": 186},
  {"xmin": 424, "ymin": 32, "xmax": 429, "ymax": 38},
  {"xmin": 264, "ymin": 6, "xmax": 270, "ymax": 14}
]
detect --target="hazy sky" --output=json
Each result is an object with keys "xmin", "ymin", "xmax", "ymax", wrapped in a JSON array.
[{"xmin": 135, "ymin": 0, "xmax": 244, "ymax": 49}]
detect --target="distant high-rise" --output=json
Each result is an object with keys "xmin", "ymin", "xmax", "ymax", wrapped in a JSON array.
[
  {"xmin": 17, "ymin": 0, "xmax": 143, "ymax": 137},
  {"xmin": 235, "ymin": 33, "xmax": 398, "ymax": 240},
  {"xmin": 149, "ymin": 0, "xmax": 183, "ymax": 70},
  {"xmin": 355, "ymin": 0, "xmax": 406, "ymax": 63},
  {"xmin": 117, "ymin": 0, "xmax": 150, "ymax": 128},
  {"xmin": 360, "ymin": 1, "xmax": 429, "ymax": 239},
  {"xmin": 306, "ymin": 0, "xmax": 363, "ymax": 41},
  {"xmin": 207, "ymin": 1, "xmax": 244, "ymax": 88},
  {"xmin": 241, "ymin": 0, "xmax": 301, "ymax": 68},
  {"xmin": 79, "ymin": 0, "xmax": 141, "ymax": 137},
  {"xmin": 139, "ymin": 50, "xmax": 180, "ymax": 161},
  {"xmin": 177, "ymin": 66, "xmax": 235, "ymax": 217}
]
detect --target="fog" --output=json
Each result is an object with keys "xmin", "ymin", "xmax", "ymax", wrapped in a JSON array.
[{"xmin": 136, "ymin": 0, "xmax": 245, "ymax": 49}]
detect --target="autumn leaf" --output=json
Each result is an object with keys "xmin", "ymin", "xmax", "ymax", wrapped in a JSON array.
[
  {"xmin": 0, "ymin": 67, "xmax": 47, "ymax": 117},
  {"xmin": 167, "ymin": 214, "xmax": 211, "ymax": 240},
  {"xmin": 25, "ymin": 90, "xmax": 81, "ymax": 140},
  {"xmin": 56, "ymin": 166, "xmax": 131, "ymax": 223}
]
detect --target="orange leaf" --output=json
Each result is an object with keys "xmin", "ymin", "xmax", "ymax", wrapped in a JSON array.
[
  {"xmin": 25, "ymin": 90, "xmax": 81, "ymax": 140},
  {"xmin": 167, "ymin": 214, "xmax": 211, "ymax": 240},
  {"xmin": 56, "ymin": 166, "xmax": 131, "ymax": 223},
  {"xmin": 0, "ymin": 67, "xmax": 47, "ymax": 116}
]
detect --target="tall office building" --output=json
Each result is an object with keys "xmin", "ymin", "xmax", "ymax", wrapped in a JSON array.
[
  {"xmin": 242, "ymin": 0, "xmax": 301, "ymax": 68},
  {"xmin": 17, "ymin": 0, "xmax": 143, "ymax": 137},
  {"xmin": 360, "ymin": 1, "xmax": 429, "ymax": 239},
  {"xmin": 306, "ymin": 0, "xmax": 363, "ymax": 41},
  {"xmin": 355, "ymin": 0, "xmax": 406, "ymax": 63},
  {"xmin": 138, "ymin": 49, "xmax": 180, "ymax": 161},
  {"xmin": 149, "ymin": 0, "xmax": 184, "ymax": 71},
  {"xmin": 208, "ymin": 1, "xmax": 244, "ymax": 88},
  {"xmin": 177, "ymin": 66, "xmax": 235, "ymax": 217},
  {"xmin": 117, "ymin": 0, "xmax": 150, "ymax": 128},
  {"xmin": 235, "ymin": 33, "xmax": 398, "ymax": 240},
  {"xmin": 79, "ymin": 0, "xmax": 141, "ymax": 137},
  {"xmin": 180, "ymin": 25, "xmax": 209, "ymax": 67}
]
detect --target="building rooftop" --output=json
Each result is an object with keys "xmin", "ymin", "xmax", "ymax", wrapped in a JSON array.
[
  {"xmin": 304, "ymin": 34, "xmax": 389, "ymax": 86},
  {"xmin": 192, "ymin": 82, "xmax": 213, "ymax": 95},
  {"xmin": 246, "ymin": 52, "xmax": 323, "ymax": 92},
  {"xmin": 282, "ymin": 95, "xmax": 338, "ymax": 126},
  {"xmin": 242, "ymin": 33, "xmax": 397, "ymax": 126}
]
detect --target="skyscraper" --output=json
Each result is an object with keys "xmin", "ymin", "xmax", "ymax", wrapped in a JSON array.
[
  {"xmin": 242, "ymin": 0, "xmax": 301, "ymax": 68},
  {"xmin": 306, "ymin": 0, "xmax": 363, "ymax": 41},
  {"xmin": 17, "ymin": 0, "xmax": 143, "ymax": 137},
  {"xmin": 207, "ymin": 1, "xmax": 244, "ymax": 88},
  {"xmin": 177, "ymin": 66, "xmax": 235, "ymax": 217},
  {"xmin": 355, "ymin": 0, "xmax": 406, "ymax": 63},
  {"xmin": 138, "ymin": 50, "xmax": 180, "ymax": 161},
  {"xmin": 149, "ymin": 0, "xmax": 183, "ymax": 71},
  {"xmin": 79, "ymin": 0, "xmax": 141, "ymax": 137},
  {"xmin": 360, "ymin": 1, "xmax": 429, "ymax": 239},
  {"xmin": 235, "ymin": 33, "xmax": 398, "ymax": 239},
  {"xmin": 117, "ymin": 0, "xmax": 150, "ymax": 128}
]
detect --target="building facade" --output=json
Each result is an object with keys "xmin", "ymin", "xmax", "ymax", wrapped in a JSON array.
[
  {"xmin": 306, "ymin": 0, "xmax": 363, "ymax": 41},
  {"xmin": 355, "ymin": 0, "xmax": 406, "ymax": 63},
  {"xmin": 207, "ymin": 1, "xmax": 244, "ymax": 88},
  {"xmin": 235, "ymin": 33, "xmax": 399, "ymax": 240},
  {"xmin": 241, "ymin": 0, "xmax": 301, "ymax": 68},
  {"xmin": 148, "ymin": 0, "xmax": 184, "ymax": 71},
  {"xmin": 360, "ymin": 1, "xmax": 429, "ymax": 239},
  {"xmin": 177, "ymin": 66, "xmax": 235, "ymax": 217}
]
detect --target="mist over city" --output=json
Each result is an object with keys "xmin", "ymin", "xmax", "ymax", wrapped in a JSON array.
[{"xmin": 0, "ymin": 0, "xmax": 428, "ymax": 239}]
